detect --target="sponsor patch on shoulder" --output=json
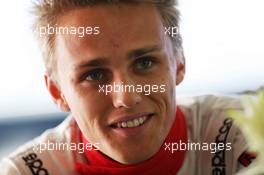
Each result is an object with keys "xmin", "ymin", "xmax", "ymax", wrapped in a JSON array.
[
  {"xmin": 238, "ymin": 151, "xmax": 257, "ymax": 167},
  {"xmin": 22, "ymin": 153, "xmax": 49, "ymax": 175}
]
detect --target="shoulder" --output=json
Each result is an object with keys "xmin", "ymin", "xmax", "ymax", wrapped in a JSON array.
[
  {"xmin": 177, "ymin": 94, "xmax": 242, "ymax": 115},
  {"xmin": 0, "ymin": 116, "xmax": 78, "ymax": 175},
  {"xmin": 177, "ymin": 94, "xmax": 242, "ymax": 134},
  {"xmin": 177, "ymin": 95, "xmax": 243, "ymax": 142},
  {"xmin": 178, "ymin": 95, "xmax": 248, "ymax": 174}
]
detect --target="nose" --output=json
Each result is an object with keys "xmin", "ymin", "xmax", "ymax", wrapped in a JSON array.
[{"xmin": 111, "ymin": 81, "xmax": 142, "ymax": 109}]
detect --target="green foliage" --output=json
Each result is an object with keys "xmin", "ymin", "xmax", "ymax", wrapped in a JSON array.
[{"xmin": 227, "ymin": 90, "xmax": 264, "ymax": 174}]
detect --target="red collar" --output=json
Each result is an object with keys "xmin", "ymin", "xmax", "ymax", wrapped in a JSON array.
[{"xmin": 76, "ymin": 107, "xmax": 187, "ymax": 175}]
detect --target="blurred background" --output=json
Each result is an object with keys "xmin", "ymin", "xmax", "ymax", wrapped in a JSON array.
[{"xmin": 0, "ymin": 0, "xmax": 263, "ymax": 159}]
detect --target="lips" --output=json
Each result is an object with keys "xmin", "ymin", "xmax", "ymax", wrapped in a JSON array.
[{"xmin": 109, "ymin": 113, "xmax": 154, "ymax": 129}]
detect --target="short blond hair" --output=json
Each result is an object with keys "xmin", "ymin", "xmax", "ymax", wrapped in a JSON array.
[{"xmin": 32, "ymin": 0, "xmax": 182, "ymax": 81}]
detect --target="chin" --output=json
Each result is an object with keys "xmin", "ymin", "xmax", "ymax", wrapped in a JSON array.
[
  {"xmin": 110, "ymin": 143, "xmax": 161, "ymax": 165},
  {"xmin": 115, "ymin": 153, "xmax": 153, "ymax": 165}
]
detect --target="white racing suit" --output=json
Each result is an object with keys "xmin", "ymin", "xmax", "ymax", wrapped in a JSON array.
[{"xmin": 0, "ymin": 95, "xmax": 256, "ymax": 175}]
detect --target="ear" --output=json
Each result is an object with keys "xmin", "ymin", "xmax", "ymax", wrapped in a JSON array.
[
  {"xmin": 44, "ymin": 74, "xmax": 70, "ymax": 112},
  {"xmin": 176, "ymin": 53, "xmax": 185, "ymax": 85}
]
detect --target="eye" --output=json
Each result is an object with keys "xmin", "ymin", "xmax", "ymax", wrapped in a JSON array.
[
  {"xmin": 85, "ymin": 69, "xmax": 105, "ymax": 81},
  {"xmin": 134, "ymin": 57, "xmax": 155, "ymax": 70}
]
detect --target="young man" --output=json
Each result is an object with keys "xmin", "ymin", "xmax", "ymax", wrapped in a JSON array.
[{"xmin": 0, "ymin": 0, "xmax": 254, "ymax": 174}]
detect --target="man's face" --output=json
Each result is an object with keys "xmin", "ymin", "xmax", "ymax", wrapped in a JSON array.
[{"xmin": 53, "ymin": 4, "xmax": 183, "ymax": 164}]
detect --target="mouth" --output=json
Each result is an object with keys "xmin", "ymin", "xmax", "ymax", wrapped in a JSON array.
[{"xmin": 109, "ymin": 113, "xmax": 154, "ymax": 129}]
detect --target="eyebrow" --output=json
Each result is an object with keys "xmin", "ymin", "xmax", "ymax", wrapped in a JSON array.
[
  {"xmin": 128, "ymin": 45, "xmax": 162, "ymax": 58},
  {"xmin": 74, "ymin": 58, "xmax": 110, "ymax": 70},
  {"xmin": 74, "ymin": 44, "xmax": 162, "ymax": 70}
]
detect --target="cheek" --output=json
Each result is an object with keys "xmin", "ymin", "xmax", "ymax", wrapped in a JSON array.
[
  {"xmin": 68, "ymin": 84, "xmax": 106, "ymax": 112},
  {"xmin": 154, "ymin": 71, "xmax": 176, "ymax": 99},
  {"xmin": 162, "ymin": 67, "xmax": 176, "ymax": 100},
  {"xmin": 65, "ymin": 85, "xmax": 112, "ymax": 135},
  {"xmin": 153, "ymin": 75, "xmax": 176, "ymax": 119}
]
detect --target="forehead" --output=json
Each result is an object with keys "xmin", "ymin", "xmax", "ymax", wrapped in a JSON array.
[{"xmin": 55, "ymin": 3, "xmax": 167, "ymax": 63}]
